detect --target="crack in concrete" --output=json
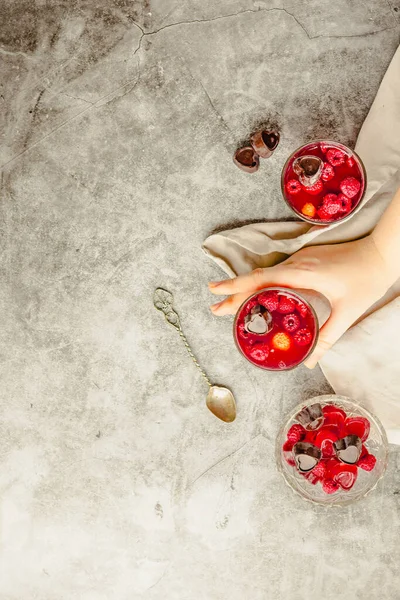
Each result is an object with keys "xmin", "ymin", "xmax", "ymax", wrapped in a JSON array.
[
  {"xmin": 2, "ymin": 7, "xmax": 398, "ymax": 170},
  {"xmin": 0, "ymin": 46, "xmax": 34, "ymax": 60},
  {"xmin": 61, "ymin": 92, "xmax": 95, "ymax": 106},
  {"xmin": 190, "ymin": 434, "xmax": 263, "ymax": 486},
  {"xmin": 138, "ymin": 7, "xmax": 398, "ymax": 42}
]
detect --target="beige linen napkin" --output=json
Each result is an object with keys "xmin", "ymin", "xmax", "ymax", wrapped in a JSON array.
[{"xmin": 203, "ymin": 46, "xmax": 400, "ymax": 443}]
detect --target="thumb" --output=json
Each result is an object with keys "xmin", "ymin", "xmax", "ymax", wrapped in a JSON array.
[{"xmin": 304, "ymin": 306, "xmax": 357, "ymax": 369}]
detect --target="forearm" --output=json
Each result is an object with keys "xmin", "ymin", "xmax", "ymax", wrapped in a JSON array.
[{"xmin": 371, "ymin": 186, "xmax": 400, "ymax": 287}]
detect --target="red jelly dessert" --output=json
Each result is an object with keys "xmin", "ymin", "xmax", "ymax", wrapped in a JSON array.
[
  {"xmin": 234, "ymin": 288, "xmax": 318, "ymax": 370},
  {"xmin": 282, "ymin": 402, "xmax": 376, "ymax": 494},
  {"xmin": 282, "ymin": 140, "xmax": 366, "ymax": 224}
]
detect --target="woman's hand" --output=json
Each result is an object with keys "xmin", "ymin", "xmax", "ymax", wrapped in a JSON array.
[{"xmin": 209, "ymin": 235, "xmax": 392, "ymax": 368}]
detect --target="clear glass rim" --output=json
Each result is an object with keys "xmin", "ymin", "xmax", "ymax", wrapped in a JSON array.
[
  {"xmin": 280, "ymin": 139, "xmax": 368, "ymax": 226},
  {"xmin": 233, "ymin": 286, "xmax": 319, "ymax": 372}
]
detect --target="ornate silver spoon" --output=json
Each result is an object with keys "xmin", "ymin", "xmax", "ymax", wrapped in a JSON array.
[{"xmin": 153, "ymin": 288, "xmax": 236, "ymax": 423}]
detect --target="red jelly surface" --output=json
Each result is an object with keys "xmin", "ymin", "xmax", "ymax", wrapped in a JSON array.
[
  {"xmin": 282, "ymin": 141, "xmax": 365, "ymax": 223},
  {"xmin": 234, "ymin": 288, "xmax": 317, "ymax": 370}
]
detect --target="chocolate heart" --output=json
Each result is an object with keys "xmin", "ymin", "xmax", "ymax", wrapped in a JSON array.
[
  {"xmin": 244, "ymin": 304, "xmax": 272, "ymax": 334},
  {"xmin": 293, "ymin": 442, "xmax": 322, "ymax": 472},
  {"xmin": 334, "ymin": 435, "xmax": 362, "ymax": 465},
  {"xmin": 250, "ymin": 130, "xmax": 280, "ymax": 158},
  {"xmin": 296, "ymin": 403, "xmax": 324, "ymax": 431},
  {"xmin": 233, "ymin": 146, "xmax": 259, "ymax": 173},
  {"xmin": 293, "ymin": 155, "xmax": 323, "ymax": 187}
]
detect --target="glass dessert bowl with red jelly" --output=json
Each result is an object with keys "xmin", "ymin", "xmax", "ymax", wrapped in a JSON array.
[
  {"xmin": 276, "ymin": 395, "xmax": 388, "ymax": 506},
  {"xmin": 234, "ymin": 287, "xmax": 318, "ymax": 371},
  {"xmin": 282, "ymin": 140, "xmax": 366, "ymax": 224}
]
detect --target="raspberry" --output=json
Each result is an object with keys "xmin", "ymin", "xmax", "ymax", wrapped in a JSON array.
[
  {"xmin": 237, "ymin": 322, "xmax": 249, "ymax": 339},
  {"xmin": 321, "ymin": 163, "xmax": 335, "ymax": 182},
  {"xmin": 272, "ymin": 332, "xmax": 291, "ymax": 351},
  {"xmin": 287, "ymin": 423, "xmax": 306, "ymax": 444},
  {"xmin": 338, "ymin": 193, "xmax": 352, "ymax": 214},
  {"xmin": 312, "ymin": 461, "xmax": 326, "ymax": 479},
  {"xmin": 322, "ymin": 193, "xmax": 341, "ymax": 215},
  {"xmin": 344, "ymin": 417, "xmax": 370, "ymax": 442},
  {"xmin": 244, "ymin": 298, "xmax": 258, "ymax": 313},
  {"xmin": 301, "ymin": 202, "xmax": 316, "ymax": 218},
  {"xmin": 282, "ymin": 440, "xmax": 295, "ymax": 466},
  {"xmin": 358, "ymin": 454, "xmax": 376, "ymax": 471},
  {"xmin": 296, "ymin": 301, "xmax": 309, "ymax": 318},
  {"xmin": 331, "ymin": 463, "xmax": 358, "ymax": 490},
  {"xmin": 327, "ymin": 148, "xmax": 346, "ymax": 167},
  {"xmin": 320, "ymin": 142, "xmax": 330, "ymax": 153},
  {"xmin": 286, "ymin": 179, "xmax": 302, "ymax": 194},
  {"xmin": 340, "ymin": 177, "xmax": 361, "ymax": 199},
  {"xmin": 305, "ymin": 180, "xmax": 323, "ymax": 195},
  {"xmin": 277, "ymin": 296, "xmax": 296, "ymax": 314},
  {"xmin": 322, "ymin": 479, "xmax": 340, "ymax": 494},
  {"xmin": 317, "ymin": 206, "xmax": 333, "ymax": 221},
  {"xmin": 282, "ymin": 313, "xmax": 300, "ymax": 332},
  {"xmin": 347, "ymin": 155, "xmax": 355, "ymax": 168},
  {"xmin": 258, "ymin": 291, "xmax": 279, "ymax": 312},
  {"xmin": 249, "ymin": 345, "xmax": 269, "ymax": 362},
  {"xmin": 293, "ymin": 328, "xmax": 312, "ymax": 346}
]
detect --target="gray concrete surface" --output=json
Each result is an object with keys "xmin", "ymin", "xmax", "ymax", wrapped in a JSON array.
[{"xmin": 1, "ymin": 1, "xmax": 400, "ymax": 599}]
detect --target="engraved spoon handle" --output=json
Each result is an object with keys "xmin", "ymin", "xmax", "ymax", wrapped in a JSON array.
[{"xmin": 153, "ymin": 288, "xmax": 212, "ymax": 387}]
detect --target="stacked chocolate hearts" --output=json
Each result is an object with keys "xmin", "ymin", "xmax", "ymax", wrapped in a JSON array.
[{"xmin": 283, "ymin": 402, "xmax": 376, "ymax": 494}]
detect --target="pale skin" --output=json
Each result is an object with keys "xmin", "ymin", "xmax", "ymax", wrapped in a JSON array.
[{"xmin": 209, "ymin": 186, "xmax": 400, "ymax": 368}]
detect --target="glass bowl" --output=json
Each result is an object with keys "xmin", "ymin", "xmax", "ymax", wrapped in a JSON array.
[
  {"xmin": 276, "ymin": 395, "xmax": 388, "ymax": 506},
  {"xmin": 281, "ymin": 140, "xmax": 367, "ymax": 225}
]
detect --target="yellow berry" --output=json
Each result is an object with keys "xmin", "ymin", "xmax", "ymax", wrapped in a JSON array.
[
  {"xmin": 301, "ymin": 203, "xmax": 316, "ymax": 218},
  {"xmin": 272, "ymin": 332, "xmax": 291, "ymax": 351}
]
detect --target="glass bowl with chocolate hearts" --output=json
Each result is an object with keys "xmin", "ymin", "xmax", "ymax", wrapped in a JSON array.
[
  {"xmin": 281, "ymin": 140, "xmax": 366, "ymax": 224},
  {"xmin": 276, "ymin": 395, "xmax": 388, "ymax": 506},
  {"xmin": 233, "ymin": 287, "xmax": 318, "ymax": 371}
]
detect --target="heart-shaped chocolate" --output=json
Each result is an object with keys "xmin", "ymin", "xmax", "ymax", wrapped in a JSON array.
[
  {"xmin": 293, "ymin": 442, "xmax": 322, "ymax": 472},
  {"xmin": 334, "ymin": 435, "xmax": 362, "ymax": 465},
  {"xmin": 296, "ymin": 403, "xmax": 324, "ymax": 431},
  {"xmin": 293, "ymin": 155, "xmax": 323, "ymax": 187},
  {"xmin": 233, "ymin": 146, "xmax": 259, "ymax": 173},
  {"xmin": 250, "ymin": 130, "xmax": 280, "ymax": 158},
  {"xmin": 244, "ymin": 304, "xmax": 272, "ymax": 334}
]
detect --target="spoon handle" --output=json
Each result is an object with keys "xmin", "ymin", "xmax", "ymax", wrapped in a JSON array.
[{"xmin": 153, "ymin": 288, "xmax": 212, "ymax": 387}]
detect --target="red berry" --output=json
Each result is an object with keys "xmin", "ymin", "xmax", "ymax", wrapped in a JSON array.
[
  {"xmin": 322, "ymin": 404, "xmax": 347, "ymax": 419},
  {"xmin": 358, "ymin": 454, "xmax": 377, "ymax": 471},
  {"xmin": 322, "ymin": 193, "xmax": 342, "ymax": 215},
  {"xmin": 327, "ymin": 148, "xmax": 346, "ymax": 167},
  {"xmin": 244, "ymin": 298, "xmax": 258, "ymax": 313},
  {"xmin": 331, "ymin": 462, "xmax": 358, "ymax": 490},
  {"xmin": 258, "ymin": 291, "xmax": 279, "ymax": 312},
  {"xmin": 320, "ymin": 142, "xmax": 330, "ymax": 153},
  {"xmin": 305, "ymin": 180, "xmax": 323, "ymax": 195},
  {"xmin": 347, "ymin": 155, "xmax": 355, "ymax": 168},
  {"xmin": 282, "ymin": 313, "xmax": 300, "ymax": 333},
  {"xmin": 321, "ymin": 163, "xmax": 335, "ymax": 182},
  {"xmin": 340, "ymin": 177, "xmax": 361, "ymax": 199},
  {"xmin": 249, "ymin": 345, "xmax": 269, "ymax": 362},
  {"xmin": 338, "ymin": 193, "xmax": 352, "ymax": 214},
  {"xmin": 293, "ymin": 328, "xmax": 312, "ymax": 346},
  {"xmin": 312, "ymin": 461, "xmax": 326, "ymax": 479},
  {"xmin": 296, "ymin": 301, "xmax": 309, "ymax": 318},
  {"xmin": 287, "ymin": 423, "xmax": 306, "ymax": 444},
  {"xmin": 286, "ymin": 179, "xmax": 302, "ymax": 194},
  {"xmin": 282, "ymin": 440, "xmax": 295, "ymax": 466},
  {"xmin": 317, "ymin": 206, "xmax": 333, "ymax": 221},
  {"xmin": 322, "ymin": 479, "xmax": 340, "ymax": 494},
  {"xmin": 345, "ymin": 417, "xmax": 370, "ymax": 442},
  {"xmin": 277, "ymin": 296, "xmax": 296, "ymax": 314},
  {"xmin": 322, "ymin": 410, "xmax": 346, "ymax": 432}
]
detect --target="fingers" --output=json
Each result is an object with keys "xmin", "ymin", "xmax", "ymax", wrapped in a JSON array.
[
  {"xmin": 210, "ymin": 292, "xmax": 252, "ymax": 316},
  {"xmin": 209, "ymin": 263, "xmax": 317, "ymax": 297},
  {"xmin": 304, "ymin": 305, "xmax": 358, "ymax": 369}
]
